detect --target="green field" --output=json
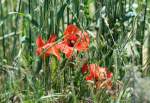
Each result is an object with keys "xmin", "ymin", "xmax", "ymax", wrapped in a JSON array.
[{"xmin": 0, "ymin": 0, "xmax": 150, "ymax": 103}]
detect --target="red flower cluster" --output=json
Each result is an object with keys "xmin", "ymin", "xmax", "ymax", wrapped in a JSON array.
[
  {"xmin": 82, "ymin": 64, "xmax": 113, "ymax": 89},
  {"xmin": 58, "ymin": 24, "xmax": 90, "ymax": 58},
  {"xmin": 35, "ymin": 24, "xmax": 113, "ymax": 90},
  {"xmin": 36, "ymin": 24, "xmax": 90, "ymax": 60}
]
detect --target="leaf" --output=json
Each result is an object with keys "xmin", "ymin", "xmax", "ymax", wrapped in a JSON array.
[{"xmin": 57, "ymin": 3, "xmax": 67, "ymax": 25}]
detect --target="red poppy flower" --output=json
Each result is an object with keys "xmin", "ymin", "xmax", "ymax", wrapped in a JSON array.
[
  {"xmin": 81, "ymin": 64, "xmax": 113, "ymax": 81},
  {"xmin": 58, "ymin": 24, "xmax": 90, "ymax": 58},
  {"xmin": 36, "ymin": 35, "xmax": 61, "ymax": 61},
  {"xmin": 82, "ymin": 64, "xmax": 113, "ymax": 89}
]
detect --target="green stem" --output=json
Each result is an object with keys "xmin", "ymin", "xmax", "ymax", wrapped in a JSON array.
[
  {"xmin": 0, "ymin": 1, "xmax": 5, "ymax": 58},
  {"xmin": 12, "ymin": 0, "xmax": 22, "ymax": 58}
]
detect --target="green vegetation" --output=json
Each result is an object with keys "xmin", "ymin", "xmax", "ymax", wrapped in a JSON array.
[{"xmin": 0, "ymin": 0, "xmax": 150, "ymax": 103}]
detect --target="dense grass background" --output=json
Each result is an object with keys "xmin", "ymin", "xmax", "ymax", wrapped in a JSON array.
[{"xmin": 0, "ymin": 0, "xmax": 150, "ymax": 103}]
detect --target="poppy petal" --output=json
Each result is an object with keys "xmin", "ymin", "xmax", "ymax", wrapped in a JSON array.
[
  {"xmin": 86, "ymin": 75, "xmax": 93, "ymax": 81},
  {"xmin": 36, "ymin": 35, "xmax": 45, "ymax": 48},
  {"xmin": 89, "ymin": 64, "xmax": 99, "ymax": 80},
  {"xmin": 48, "ymin": 46, "xmax": 61, "ymax": 61},
  {"xmin": 43, "ymin": 43, "xmax": 61, "ymax": 61},
  {"xmin": 68, "ymin": 34, "xmax": 78, "ymax": 41},
  {"xmin": 75, "ymin": 31, "xmax": 90, "ymax": 51},
  {"xmin": 36, "ymin": 47, "xmax": 42, "ymax": 56},
  {"xmin": 47, "ymin": 34, "xmax": 57, "ymax": 43},
  {"xmin": 58, "ymin": 42, "xmax": 74, "ymax": 58},
  {"xmin": 40, "ymin": 43, "xmax": 51, "ymax": 57},
  {"xmin": 64, "ymin": 24, "xmax": 79, "ymax": 36},
  {"xmin": 82, "ymin": 64, "xmax": 88, "ymax": 74},
  {"xmin": 107, "ymin": 72, "xmax": 113, "ymax": 79}
]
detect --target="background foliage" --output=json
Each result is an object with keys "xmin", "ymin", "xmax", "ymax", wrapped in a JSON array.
[{"xmin": 0, "ymin": 0, "xmax": 150, "ymax": 102}]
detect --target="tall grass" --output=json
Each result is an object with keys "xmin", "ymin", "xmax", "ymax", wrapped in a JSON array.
[{"xmin": 0, "ymin": 0, "xmax": 150, "ymax": 102}]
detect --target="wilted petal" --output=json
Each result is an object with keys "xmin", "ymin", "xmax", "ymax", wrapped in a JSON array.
[
  {"xmin": 96, "ymin": 79, "xmax": 112, "ymax": 89},
  {"xmin": 106, "ymin": 79, "xmax": 112, "ymax": 89},
  {"xmin": 97, "ymin": 67, "xmax": 107, "ymax": 80}
]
